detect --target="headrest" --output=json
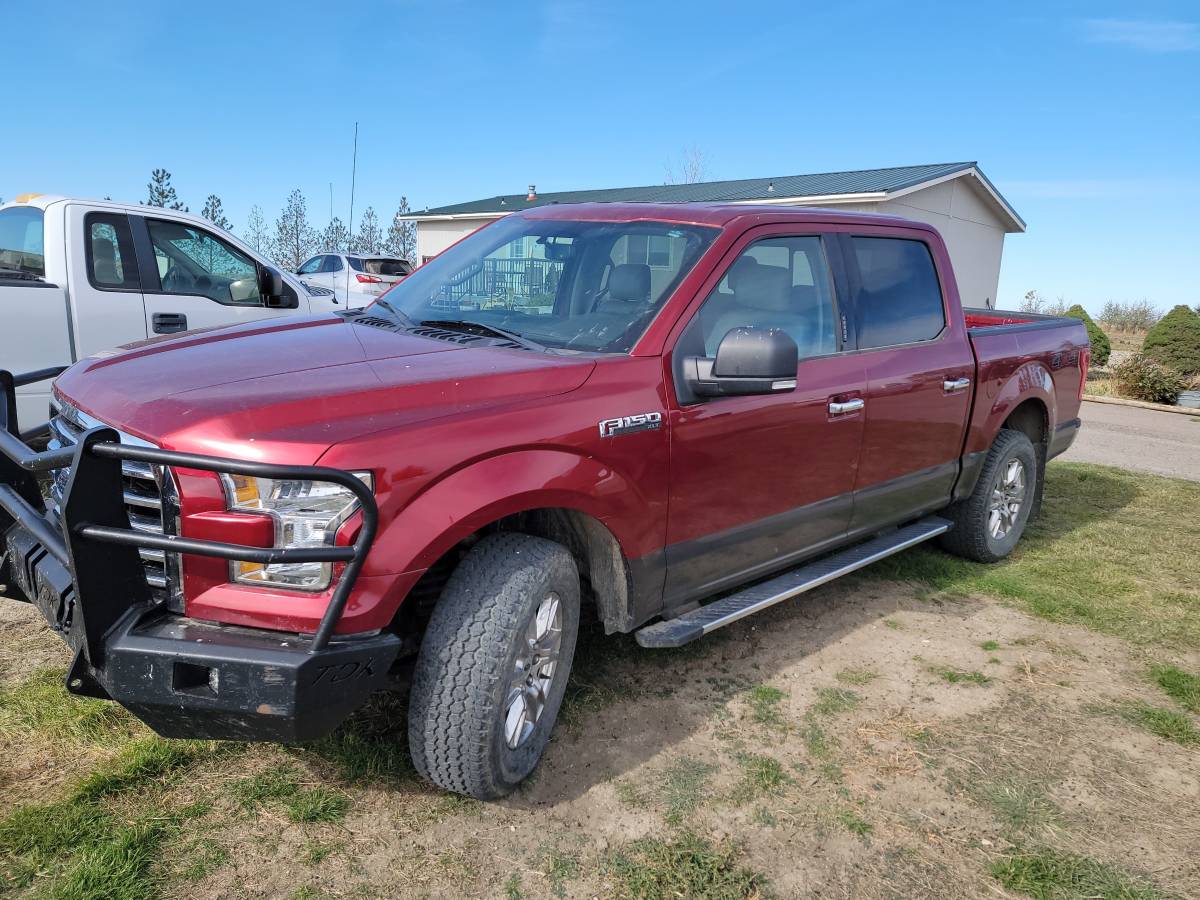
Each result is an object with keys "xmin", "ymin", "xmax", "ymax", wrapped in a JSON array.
[
  {"xmin": 92, "ymin": 236, "xmax": 116, "ymax": 265},
  {"xmin": 732, "ymin": 261, "xmax": 791, "ymax": 312},
  {"xmin": 608, "ymin": 263, "xmax": 651, "ymax": 302}
]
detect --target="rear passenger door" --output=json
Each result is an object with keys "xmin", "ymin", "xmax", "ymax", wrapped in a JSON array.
[
  {"xmin": 842, "ymin": 232, "xmax": 974, "ymax": 534},
  {"xmin": 64, "ymin": 207, "xmax": 149, "ymax": 357},
  {"xmin": 664, "ymin": 229, "xmax": 867, "ymax": 607}
]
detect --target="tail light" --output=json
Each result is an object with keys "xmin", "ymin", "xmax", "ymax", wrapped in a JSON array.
[
  {"xmin": 1078, "ymin": 347, "xmax": 1091, "ymax": 400},
  {"xmin": 355, "ymin": 274, "xmax": 382, "ymax": 284}
]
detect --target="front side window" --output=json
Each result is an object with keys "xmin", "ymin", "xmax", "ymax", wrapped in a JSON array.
[
  {"xmin": 852, "ymin": 237, "xmax": 945, "ymax": 348},
  {"xmin": 372, "ymin": 216, "xmax": 718, "ymax": 353},
  {"xmin": 0, "ymin": 206, "xmax": 45, "ymax": 277},
  {"xmin": 297, "ymin": 256, "xmax": 323, "ymax": 275},
  {"xmin": 684, "ymin": 235, "xmax": 838, "ymax": 358},
  {"xmin": 85, "ymin": 213, "xmax": 140, "ymax": 290},
  {"xmin": 146, "ymin": 219, "xmax": 262, "ymax": 305}
]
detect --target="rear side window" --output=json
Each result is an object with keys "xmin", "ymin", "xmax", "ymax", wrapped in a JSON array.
[
  {"xmin": 0, "ymin": 206, "xmax": 46, "ymax": 277},
  {"xmin": 85, "ymin": 213, "xmax": 140, "ymax": 290},
  {"xmin": 321, "ymin": 255, "xmax": 344, "ymax": 273},
  {"xmin": 852, "ymin": 237, "xmax": 945, "ymax": 348}
]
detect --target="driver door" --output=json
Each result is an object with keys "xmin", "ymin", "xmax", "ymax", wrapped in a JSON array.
[{"xmin": 136, "ymin": 216, "xmax": 304, "ymax": 337}]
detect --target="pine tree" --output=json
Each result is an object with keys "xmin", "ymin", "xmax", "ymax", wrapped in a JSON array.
[
  {"xmin": 243, "ymin": 205, "xmax": 273, "ymax": 259},
  {"xmin": 200, "ymin": 195, "xmax": 232, "ymax": 230},
  {"xmin": 350, "ymin": 207, "xmax": 383, "ymax": 255},
  {"xmin": 273, "ymin": 189, "xmax": 318, "ymax": 270},
  {"xmin": 144, "ymin": 168, "xmax": 187, "ymax": 211},
  {"xmin": 384, "ymin": 197, "xmax": 417, "ymax": 261},
  {"xmin": 321, "ymin": 217, "xmax": 350, "ymax": 252}
]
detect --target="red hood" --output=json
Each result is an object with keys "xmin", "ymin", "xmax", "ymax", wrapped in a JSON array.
[{"xmin": 54, "ymin": 315, "xmax": 595, "ymax": 463}]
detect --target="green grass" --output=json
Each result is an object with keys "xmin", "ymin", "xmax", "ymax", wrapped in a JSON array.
[
  {"xmin": 745, "ymin": 684, "xmax": 787, "ymax": 727},
  {"xmin": 230, "ymin": 765, "xmax": 351, "ymax": 823},
  {"xmin": 980, "ymin": 640, "xmax": 1002, "ymax": 651},
  {"xmin": 287, "ymin": 787, "xmax": 351, "ymax": 824},
  {"xmin": 812, "ymin": 687, "xmax": 861, "ymax": 715},
  {"xmin": 990, "ymin": 847, "xmax": 1167, "ymax": 899},
  {"xmin": 0, "ymin": 666, "xmax": 135, "ymax": 745},
  {"xmin": 835, "ymin": 667, "xmax": 878, "ymax": 686},
  {"xmin": 297, "ymin": 693, "xmax": 415, "ymax": 783},
  {"xmin": 931, "ymin": 666, "xmax": 992, "ymax": 686},
  {"xmin": 972, "ymin": 779, "xmax": 1060, "ymax": 833},
  {"xmin": 1149, "ymin": 664, "xmax": 1200, "ymax": 713},
  {"xmin": 835, "ymin": 808, "xmax": 872, "ymax": 837},
  {"xmin": 179, "ymin": 838, "xmax": 228, "ymax": 880},
  {"xmin": 869, "ymin": 464, "xmax": 1200, "ymax": 650},
  {"xmin": 731, "ymin": 753, "xmax": 789, "ymax": 802},
  {"xmin": 539, "ymin": 847, "xmax": 580, "ymax": 898},
  {"xmin": 606, "ymin": 832, "xmax": 768, "ymax": 900},
  {"xmin": 657, "ymin": 756, "xmax": 718, "ymax": 825},
  {"xmin": 1115, "ymin": 701, "xmax": 1200, "ymax": 746},
  {"xmin": 231, "ymin": 764, "xmax": 304, "ymax": 809},
  {"xmin": 0, "ymin": 736, "xmax": 218, "ymax": 898}
]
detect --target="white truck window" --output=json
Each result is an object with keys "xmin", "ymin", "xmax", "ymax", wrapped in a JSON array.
[
  {"xmin": 0, "ymin": 206, "xmax": 46, "ymax": 277},
  {"xmin": 146, "ymin": 219, "xmax": 263, "ymax": 306},
  {"xmin": 85, "ymin": 213, "xmax": 141, "ymax": 290}
]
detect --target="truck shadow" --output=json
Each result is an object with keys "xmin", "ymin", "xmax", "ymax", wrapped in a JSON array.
[{"xmin": 301, "ymin": 462, "xmax": 1139, "ymax": 806}]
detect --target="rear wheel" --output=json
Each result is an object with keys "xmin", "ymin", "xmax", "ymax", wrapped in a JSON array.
[
  {"xmin": 408, "ymin": 533, "xmax": 579, "ymax": 799},
  {"xmin": 939, "ymin": 428, "xmax": 1038, "ymax": 563}
]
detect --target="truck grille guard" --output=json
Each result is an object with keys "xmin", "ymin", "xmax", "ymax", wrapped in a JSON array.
[{"xmin": 0, "ymin": 368, "xmax": 378, "ymax": 661}]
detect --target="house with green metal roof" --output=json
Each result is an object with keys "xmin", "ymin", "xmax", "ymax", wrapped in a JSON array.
[{"xmin": 402, "ymin": 162, "xmax": 1024, "ymax": 309}]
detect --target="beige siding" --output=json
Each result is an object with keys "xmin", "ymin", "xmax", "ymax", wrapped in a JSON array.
[{"xmin": 416, "ymin": 219, "xmax": 491, "ymax": 262}]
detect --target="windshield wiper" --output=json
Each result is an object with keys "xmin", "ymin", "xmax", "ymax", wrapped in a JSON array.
[
  {"xmin": 419, "ymin": 319, "xmax": 547, "ymax": 352},
  {"xmin": 372, "ymin": 296, "xmax": 414, "ymax": 326}
]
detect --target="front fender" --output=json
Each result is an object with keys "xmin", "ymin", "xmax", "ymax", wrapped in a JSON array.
[{"xmin": 371, "ymin": 448, "xmax": 661, "ymax": 578}]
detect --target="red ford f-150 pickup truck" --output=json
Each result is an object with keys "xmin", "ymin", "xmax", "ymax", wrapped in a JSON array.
[{"xmin": 0, "ymin": 203, "xmax": 1088, "ymax": 799}]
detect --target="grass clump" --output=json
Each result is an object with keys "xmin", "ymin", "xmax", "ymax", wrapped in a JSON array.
[
  {"xmin": 231, "ymin": 765, "xmax": 351, "ymax": 823},
  {"xmin": 731, "ymin": 753, "xmax": 789, "ymax": 803},
  {"xmin": 1149, "ymin": 663, "xmax": 1200, "ymax": 713},
  {"xmin": 973, "ymin": 779, "xmax": 1059, "ymax": 833},
  {"xmin": 231, "ymin": 764, "xmax": 303, "ymax": 810},
  {"xmin": 745, "ymin": 684, "xmax": 786, "ymax": 727},
  {"xmin": 980, "ymin": 640, "xmax": 1001, "ymax": 651},
  {"xmin": 933, "ymin": 666, "xmax": 992, "ymax": 686},
  {"xmin": 835, "ymin": 808, "xmax": 872, "ymax": 837},
  {"xmin": 657, "ymin": 756, "xmax": 717, "ymax": 825},
  {"xmin": 74, "ymin": 737, "xmax": 210, "ymax": 802},
  {"xmin": 0, "ymin": 667, "xmax": 134, "ymax": 746},
  {"xmin": 812, "ymin": 687, "xmax": 861, "ymax": 715},
  {"xmin": 606, "ymin": 831, "xmax": 767, "ymax": 900},
  {"xmin": 835, "ymin": 667, "xmax": 877, "ymax": 686},
  {"xmin": 1116, "ymin": 701, "xmax": 1200, "ymax": 746},
  {"xmin": 869, "ymin": 465, "xmax": 1200, "ymax": 650},
  {"xmin": 287, "ymin": 787, "xmax": 351, "ymax": 824},
  {"xmin": 990, "ymin": 846, "xmax": 1166, "ymax": 899},
  {"xmin": 539, "ymin": 846, "xmax": 579, "ymax": 898}
]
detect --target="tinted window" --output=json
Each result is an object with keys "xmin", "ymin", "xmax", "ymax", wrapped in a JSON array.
[
  {"xmin": 322, "ymin": 255, "xmax": 344, "ymax": 273},
  {"xmin": 85, "ymin": 213, "xmax": 140, "ymax": 290},
  {"xmin": 147, "ymin": 219, "xmax": 262, "ymax": 305},
  {"xmin": 852, "ymin": 237, "xmax": 945, "ymax": 348},
  {"xmin": 688, "ymin": 236, "xmax": 838, "ymax": 358},
  {"xmin": 297, "ymin": 256, "xmax": 323, "ymax": 275},
  {"xmin": 0, "ymin": 206, "xmax": 45, "ymax": 277},
  {"xmin": 360, "ymin": 257, "xmax": 409, "ymax": 276}
]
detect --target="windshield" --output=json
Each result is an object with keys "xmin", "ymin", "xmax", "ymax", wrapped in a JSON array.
[{"xmin": 370, "ymin": 216, "xmax": 718, "ymax": 353}]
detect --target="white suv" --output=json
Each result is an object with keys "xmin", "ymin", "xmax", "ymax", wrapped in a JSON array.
[{"xmin": 296, "ymin": 252, "xmax": 412, "ymax": 307}]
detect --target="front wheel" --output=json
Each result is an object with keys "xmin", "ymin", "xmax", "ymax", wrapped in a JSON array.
[
  {"xmin": 939, "ymin": 428, "xmax": 1039, "ymax": 563},
  {"xmin": 408, "ymin": 533, "xmax": 580, "ymax": 799}
]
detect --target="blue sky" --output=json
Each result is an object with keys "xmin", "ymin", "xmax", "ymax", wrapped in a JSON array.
[{"xmin": 6, "ymin": 0, "xmax": 1198, "ymax": 313}]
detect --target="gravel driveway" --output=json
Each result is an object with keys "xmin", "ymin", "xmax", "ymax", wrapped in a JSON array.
[{"xmin": 1059, "ymin": 399, "xmax": 1199, "ymax": 481}]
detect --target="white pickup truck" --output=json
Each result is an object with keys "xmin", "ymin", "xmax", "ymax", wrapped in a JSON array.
[{"xmin": 0, "ymin": 195, "xmax": 340, "ymax": 429}]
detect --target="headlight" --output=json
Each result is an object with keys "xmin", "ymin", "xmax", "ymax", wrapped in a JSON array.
[{"xmin": 221, "ymin": 472, "xmax": 372, "ymax": 591}]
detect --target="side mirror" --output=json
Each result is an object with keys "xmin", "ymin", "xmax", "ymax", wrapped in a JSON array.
[
  {"xmin": 258, "ymin": 266, "xmax": 284, "ymax": 300},
  {"xmin": 684, "ymin": 327, "xmax": 798, "ymax": 398}
]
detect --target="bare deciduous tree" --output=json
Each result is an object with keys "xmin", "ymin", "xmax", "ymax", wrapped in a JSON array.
[
  {"xmin": 350, "ymin": 207, "xmax": 383, "ymax": 254},
  {"xmin": 243, "ymin": 205, "xmax": 273, "ymax": 259},
  {"xmin": 273, "ymin": 189, "xmax": 318, "ymax": 270},
  {"xmin": 664, "ymin": 145, "xmax": 709, "ymax": 185}
]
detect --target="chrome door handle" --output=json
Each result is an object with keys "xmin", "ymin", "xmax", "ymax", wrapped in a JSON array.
[
  {"xmin": 829, "ymin": 399, "xmax": 865, "ymax": 415},
  {"xmin": 943, "ymin": 377, "xmax": 971, "ymax": 393}
]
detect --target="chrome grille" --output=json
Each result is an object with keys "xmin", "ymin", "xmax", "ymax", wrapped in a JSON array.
[{"xmin": 46, "ymin": 401, "xmax": 180, "ymax": 605}]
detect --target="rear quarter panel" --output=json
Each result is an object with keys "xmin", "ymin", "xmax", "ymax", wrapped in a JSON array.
[{"xmin": 965, "ymin": 319, "xmax": 1089, "ymax": 457}]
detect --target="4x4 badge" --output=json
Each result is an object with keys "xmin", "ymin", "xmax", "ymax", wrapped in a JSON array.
[{"xmin": 598, "ymin": 412, "xmax": 662, "ymax": 438}]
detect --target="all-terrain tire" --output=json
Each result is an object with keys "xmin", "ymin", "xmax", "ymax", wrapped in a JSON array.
[
  {"xmin": 408, "ymin": 533, "xmax": 580, "ymax": 799},
  {"xmin": 938, "ymin": 428, "xmax": 1039, "ymax": 563}
]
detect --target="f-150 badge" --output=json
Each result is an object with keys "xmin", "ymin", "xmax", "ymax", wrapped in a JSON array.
[{"xmin": 598, "ymin": 412, "xmax": 663, "ymax": 438}]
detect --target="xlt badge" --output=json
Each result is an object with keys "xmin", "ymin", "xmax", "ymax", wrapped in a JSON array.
[{"xmin": 598, "ymin": 412, "xmax": 662, "ymax": 438}]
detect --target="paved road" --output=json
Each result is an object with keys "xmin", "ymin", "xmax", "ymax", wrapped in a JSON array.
[{"xmin": 1058, "ymin": 400, "xmax": 1199, "ymax": 481}]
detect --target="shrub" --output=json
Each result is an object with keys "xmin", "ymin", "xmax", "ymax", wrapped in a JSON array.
[
  {"xmin": 1065, "ymin": 305, "xmax": 1110, "ymax": 366},
  {"xmin": 1112, "ymin": 353, "xmax": 1187, "ymax": 404},
  {"xmin": 1142, "ymin": 304, "xmax": 1200, "ymax": 375}
]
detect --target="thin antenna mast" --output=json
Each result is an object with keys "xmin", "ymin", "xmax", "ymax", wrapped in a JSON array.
[{"xmin": 346, "ymin": 122, "xmax": 359, "ymax": 302}]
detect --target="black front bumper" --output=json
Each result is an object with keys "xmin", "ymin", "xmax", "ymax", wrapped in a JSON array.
[{"xmin": 0, "ymin": 367, "xmax": 398, "ymax": 743}]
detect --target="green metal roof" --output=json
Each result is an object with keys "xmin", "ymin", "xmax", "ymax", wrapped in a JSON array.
[{"xmin": 406, "ymin": 161, "xmax": 1022, "ymax": 229}]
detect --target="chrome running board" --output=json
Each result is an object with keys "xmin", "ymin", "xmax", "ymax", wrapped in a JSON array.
[{"xmin": 635, "ymin": 517, "xmax": 951, "ymax": 648}]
